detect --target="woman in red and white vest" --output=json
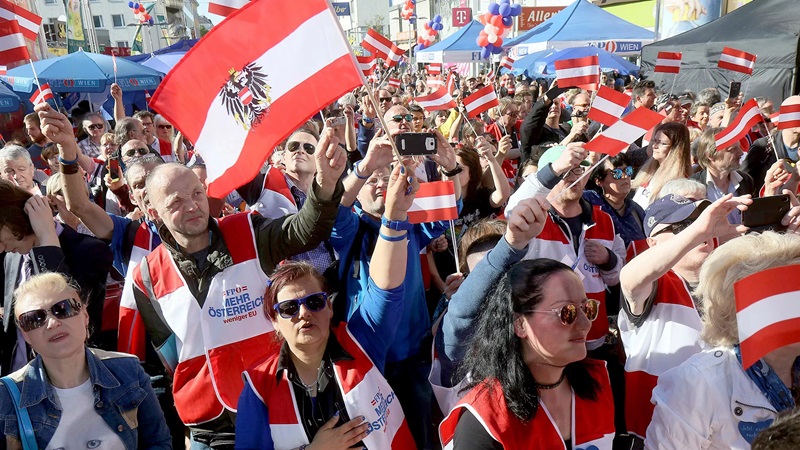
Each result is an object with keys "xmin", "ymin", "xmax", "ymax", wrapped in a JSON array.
[
  {"xmin": 235, "ymin": 164, "xmax": 418, "ymax": 450},
  {"xmin": 439, "ymin": 259, "xmax": 615, "ymax": 450}
]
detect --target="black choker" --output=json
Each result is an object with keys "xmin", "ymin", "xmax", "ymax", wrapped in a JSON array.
[{"xmin": 534, "ymin": 372, "xmax": 566, "ymax": 390}]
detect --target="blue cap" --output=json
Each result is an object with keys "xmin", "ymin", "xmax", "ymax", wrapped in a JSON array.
[{"xmin": 644, "ymin": 194, "xmax": 711, "ymax": 237}]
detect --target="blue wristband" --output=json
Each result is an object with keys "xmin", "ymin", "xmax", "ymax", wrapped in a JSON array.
[
  {"xmin": 379, "ymin": 231, "xmax": 408, "ymax": 242},
  {"xmin": 353, "ymin": 160, "xmax": 369, "ymax": 180},
  {"xmin": 58, "ymin": 154, "xmax": 79, "ymax": 165},
  {"xmin": 381, "ymin": 216, "xmax": 414, "ymax": 231}
]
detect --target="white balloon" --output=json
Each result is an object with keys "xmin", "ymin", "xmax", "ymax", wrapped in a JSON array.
[
  {"xmin": 484, "ymin": 23, "xmax": 494, "ymax": 34},
  {"xmin": 501, "ymin": 27, "xmax": 511, "ymax": 37},
  {"xmin": 487, "ymin": 33, "xmax": 498, "ymax": 44}
]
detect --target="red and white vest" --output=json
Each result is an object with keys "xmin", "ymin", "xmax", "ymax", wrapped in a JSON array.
[
  {"xmin": 249, "ymin": 166, "xmax": 297, "ymax": 219},
  {"xmin": 133, "ymin": 213, "xmax": 278, "ymax": 425},
  {"xmin": 152, "ymin": 138, "xmax": 177, "ymax": 163},
  {"xmin": 117, "ymin": 221, "xmax": 160, "ymax": 361},
  {"xmin": 523, "ymin": 207, "xmax": 619, "ymax": 347},
  {"xmin": 439, "ymin": 359, "xmax": 615, "ymax": 450},
  {"xmin": 625, "ymin": 239, "xmax": 649, "ymax": 262},
  {"xmin": 617, "ymin": 271, "xmax": 704, "ymax": 437},
  {"xmin": 242, "ymin": 326, "xmax": 416, "ymax": 450}
]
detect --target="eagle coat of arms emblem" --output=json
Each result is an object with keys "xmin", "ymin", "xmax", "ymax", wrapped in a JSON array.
[{"xmin": 219, "ymin": 62, "xmax": 272, "ymax": 131}]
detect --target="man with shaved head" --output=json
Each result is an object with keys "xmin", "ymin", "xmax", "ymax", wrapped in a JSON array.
[{"xmin": 742, "ymin": 95, "xmax": 800, "ymax": 193}]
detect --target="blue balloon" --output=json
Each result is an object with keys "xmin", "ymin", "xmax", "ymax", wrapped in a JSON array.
[
  {"xmin": 492, "ymin": 46, "xmax": 503, "ymax": 54},
  {"xmin": 434, "ymin": 23, "xmax": 443, "ymax": 30},
  {"xmin": 428, "ymin": 20, "xmax": 434, "ymax": 27},
  {"xmin": 148, "ymin": 18, "xmax": 154, "ymax": 24},
  {"xmin": 510, "ymin": 4, "xmax": 522, "ymax": 16},
  {"xmin": 500, "ymin": 0, "xmax": 510, "ymax": 4},
  {"xmin": 434, "ymin": 14, "xmax": 442, "ymax": 22},
  {"xmin": 502, "ymin": 16, "xmax": 513, "ymax": 27},
  {"xmin": 481, "ymin": 47, "xmax": 491, "ymax": 59},
  {"xmin": 488, "ymin": 2, "xmax": 500, "ymax": 15},
  {"xmin": 416, "ymin": 43, "xmax": 425, "ymax": 51},
  {"xmin": 133, "ymin": 2, "xmax": 139, "ymax": 8},
  {"xmin": 499, "ymin": 3, "xmax": 511, "ymax": 17},
  {"xmin": 127, "ymin": 1, "xmax": 134, "ymax": 7}
]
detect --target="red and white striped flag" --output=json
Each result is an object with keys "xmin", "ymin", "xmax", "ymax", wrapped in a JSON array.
[
  {"xmin": 408, "ymin": 180, "xmax": 458, "ymax": 224},
  {"xmin": 208, "ymin": 0, "xmax": 248, "ymax": 17},
  {"xmin": 555, "ymin": 55, "xmax": 599, "ymax": 90},
  {"xmin": 426, "ymin": 63, "xmax": 441, "ymax": 75},
  {"xmin": 734, "ymin": 264, "xmax": 800, "ymax": 369},
  {"xmin": 0, "ymin": 65, "xmax": 6, "ymax": 75},
  {"xmin": 445, "ymin": 71, "xmax": 456, "ymax": 95},
  {"xmin": 718, "ymin": 47, "xmax": 757, "ymax": 75},
  {"xmin": 414, "ymin": 87, "xmax": 456, "ymax": 112},
  {"xmin": 356, "ymin": 54, "xmax": 376, "ymax": 76},
  {"xmin": 29, "ymin": 83, "xmax": 53, "ymax": 105},
  {"xmin": 427, "ymin": 75, "xmax": 444, "ymax": 89},
  {"xmin": 150, "ymin": 0, "xmax": 362, "ymax": 198},
  {"xmin": 0, "ymin": 0, "xmax": 41, "ymax": 41},
  {"xmin": 362, "ymin": 28, "xmax": 404, "ymax": 67},
  {"xmin": 777, "ymin": 103, "xmax": 800, "ymax": 130},
  {"xmin": 500, "ymin": 55, "xmax": 515, "ymax": 71},
  {"xmin": 0, "ymin": 19, "xmax": 29, "ymax": 65},
  {"xmin": 112, "ymin": 53, "xmax": 118, "ymax": 75},
  {"xmin": 588, "ymin": 85, "xmax": 632, "ymax": 127},
  {"xmin": 585, "ymin": 107, "xmax": 665, "ymax": 156},
  {"xmin": 714, "ymin": 99, "xmax": 764, "ymax": 150},
  {"xmin": 462, "ymin": 85, "xmax": 498, "ymax": 118},
  {"xmin": 654, "ymin": 51, "xmax": 682, "ymax": 74},
  {"xmin": 770, "ymin": 111, "xmax": 780, "ymax": 125},
  {"xmin": 387, "ymin": 77, "xmax": 401, "ymax": 89},
  {"xmin": 485, "ymin": 69, "xmax": 495, "ymax": 82},
  {"xmin": 452, "ymin": 62, "xmax": 470, "ymax": 76}
]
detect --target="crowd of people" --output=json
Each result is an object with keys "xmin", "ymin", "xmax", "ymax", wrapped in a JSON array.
[{"xmin": 0, "ymin": 60, "xmax": 799, "ymax": 450}]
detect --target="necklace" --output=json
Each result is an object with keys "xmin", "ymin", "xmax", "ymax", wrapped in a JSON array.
[{"xmin": 534, "ymin": 372, "xmax": 566, "ymax": 390}]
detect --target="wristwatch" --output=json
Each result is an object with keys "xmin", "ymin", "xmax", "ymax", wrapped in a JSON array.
[
  {"xmin": 441, "ymin": 163, "xmax": 463, "ymax": 177},
  {"xmin": 381, "ymin": 216, "xmax": 414, "ymax": 231}
]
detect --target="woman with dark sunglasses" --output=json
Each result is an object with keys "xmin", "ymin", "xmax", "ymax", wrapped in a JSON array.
[
  {"xmin": 440, "ymin": 259, "xmax": 615, "ymax": 450},
  {"xmin": 235, "ymin": 164, "xmax": 419, "ymax": 450},
  {"xmin": 0, "ymin": 272, "xmax": 171, "ymax": 449}
]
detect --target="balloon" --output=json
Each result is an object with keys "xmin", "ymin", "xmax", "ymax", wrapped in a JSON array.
[
  {"xmin": 434, "ymin": 23, "xmax": 443, "ymax": 31},
  {"xmin": 488, "ymin": 2, "xmax": 500, "ymax": 15},
  {"xmin": 490, "ymin": 14, "xmax": 503, "ymax": 27},
  {"xmin": 499, "ymin": 3, "xmax": 511, "ymax": 17},
  {"xmin": 492, "ymin": 46, "xmax": 503, "ymax": 54},
  {"xmin": 128, "ymin": 1, "xmax": 133, "ymax": 7},
  {"xmin": 510, "ymin": 4, "xmax": 522, "ymax": 16},
  {"xmin": 133, "ymin": 2, "xmax": 139, "ymax": 8},
  {"xmin": 495, "ymin": 37, "xmax": 503, "ymax": 47},
  {"xmin": 139, "ymin": 5, "xmax": 145, "ymax": 11},
  {"xmin": 490, "ymin": 25, "xmax": 500, "ymax": 35},
  {"xmin": 484, "ymin": 23, "xmax": 494, "ymax": 34},
  {"xmin": 481, "ymin": 12, "xmax": 493, "ymax": 24},
  {"xmin": 148, "ymin": 18, "xmax": 154, "ymax": 25},
  {"xmin": 487, "ymin": 33, "xmax": 497, "ymax": 44},
  {"xmin": 501, "ymin": 26, "xmax": 511, "ymax": 37},
  {"xmin": 481, "ymin": 47, "xmax": 491, "ymax": 59},
  {"xmin": 476, "ymin": 32, "xmax": 489, "ymax": 47},
  {"xmin": 500, "ymin": 0, "xmax": 510, "ymax": 4},
  {"xmin": 434, "ymin": 14, "xmax": 442, "ymax": 22},
  {"xmin": 502, "ymin": 16, "xmax": 512, "ymax": 27}
]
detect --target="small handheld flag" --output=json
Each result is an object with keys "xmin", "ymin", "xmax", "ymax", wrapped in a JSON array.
[
  {"xmin": 654, "ymin": 52, "xmax": 682, "ymax": 74},
  {"xmin": 414, "ymin": 87, "xmax": 456, "ymax": 112},
  {"xmin": 714, "ymin": 99, "xmax": 764, "ymax": 150},
  {"xmin": 718, "ymin": 47, "xmax": 757, "ymax": 75},
  {"xmin": 555, "ymin": 55, "xmax": 599, "ymax": 90},
  {"xmin": 585, "ymin": 107, "xmax": 665, "ymax": 156},
  {"xmin": 29, "ymin": 83, "xmax": 54, "ymax": 105},
  {"xmin": 462, "ymin": 85, "xmax": 498, "ymax": 118},
  {"xmin": 407, "ymin": 180, "xmax": 458, "ymax": 224},
  {"xmin": 588, "ymin": 86, "xmax": 631, "ymax": 127}
]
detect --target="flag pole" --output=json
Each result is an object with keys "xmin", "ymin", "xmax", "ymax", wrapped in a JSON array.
[
  {"xmin": 449, "ymin": 219, "xmax": 461, "ymax": 272},
  {"xmin": 667, "ymin": 73, "xmax": 677, "ymax": 97},
  {"xmin": 28, "ymin": 59, "xmax": 42, "ymax": 89},
  {"xmin": 741, "ymin": 75, "xmax": 752, "ymax": 102},
  {"xmin": 762, "ymin": 121, "xmax": 781, "ymax": 163}
]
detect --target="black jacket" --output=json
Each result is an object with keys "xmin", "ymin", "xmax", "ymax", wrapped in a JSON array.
[{"xmin": 690, "ymin": 168, "xmax": 756, "ymax": 197}]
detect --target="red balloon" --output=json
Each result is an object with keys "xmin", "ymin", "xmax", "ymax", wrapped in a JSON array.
[
  {"xmin": 495, "ymin": 36, "xmax": 503, "ymax": 47},
  {"xmin": 476, "ymin": 32, "xmax": 489, "ymax": 48},
  {"xmin": 490, "ymin": 15, "xmax": 503, "ymax": 28},
  {"xmin": 424, "ymin": 23, "xmax": 431, "ymax": 30},
  {"xmin": 481, "ymin": 12, "xmax": 493, "ymax": 24}
]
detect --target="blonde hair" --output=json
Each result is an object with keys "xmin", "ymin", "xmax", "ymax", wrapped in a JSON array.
[
  {"xmin": 697, "ymin": 232, "xmax": 800, "ymax": 347},
  {"xmin": 13, "ymin": 272, "xmax": 82, "ymax": 317},
  {"xmin": 633, "ymin": 123, "xmax": 692, "ymax": 202}
]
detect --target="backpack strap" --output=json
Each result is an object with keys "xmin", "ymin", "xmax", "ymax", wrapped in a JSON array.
[{"xmin": 0, "ymin": 376, "xmax": 38, "ymax": 450}]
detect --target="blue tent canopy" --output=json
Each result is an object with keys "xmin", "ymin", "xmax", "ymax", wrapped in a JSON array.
[
  {"xmin": 530, "ymin": 46, "xmax": 640, "ymax": 77},
  {"xmin": 127, "ymin": 39, "xmax": 198, "ymax": 63},
  {"xmin": 506, "ymin": 0, "xmax": 653, "ymax": 57},
  {"xmin": 0, "ymin": 80, "xmax": 21, "ymax": 113},
  {"xmin": 416, "ymin": 20, "xmax": 487, "ymax": 64},
  {"xmin": 501, "ymin": 49, "xmax": 556, "ymax": 78}
]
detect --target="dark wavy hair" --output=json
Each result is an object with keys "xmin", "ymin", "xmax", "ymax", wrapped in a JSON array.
[{"xmin": 457, "ymin": 258, "xmax": 600, "ymax": 422}]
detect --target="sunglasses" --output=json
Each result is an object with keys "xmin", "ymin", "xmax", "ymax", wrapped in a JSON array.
[
  {"xmin": 652, "ymin": 219, "xmax": 694, "ymax": 237},
  {"xmin": 124, "ymin": 147, "xmax": 150, "ymax": 158},
  {"xmin": 157, "ymin": 124, "xmax": 173, "ymax": 130},
  {"xmin": 273, "ymin": 292, "xmax": 328, "ymax": 319},
  {"xmin": 379, "ymin": 97, "xmax": 393, "ymax": 103},
  {"xmin": 286, "ymin": 141, "xmax": 315, "ymax": 155},
  {"xmin": 609, "ymin": 166, "xmax": 634, "ymax": 180},
  {"xmin": 87, "ymin": 124, "xmax": 104, "ymax": 131},
  {"xmin": 527, "ymin": 299, "xmax": 600, "ymax": 326},
  {"xmin": 16, "ymin": 298, "xmax": 83, "ymax": 332},
  {"xmin": 392, "ymin": 114, "xmax": 413, "ymax": 123}
]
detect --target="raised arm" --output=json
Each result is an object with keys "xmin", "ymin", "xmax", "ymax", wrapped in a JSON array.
[
  {"xmin": 340, "ymin": 128, "xmax": 393, "ymax": 207},
  {"xmin": 111, "ymin": 83, "xmax": 125, "ymax": 123},
  {"xmin": 475, "ymin": 136, "xmax": 510, "ymax": 208}
]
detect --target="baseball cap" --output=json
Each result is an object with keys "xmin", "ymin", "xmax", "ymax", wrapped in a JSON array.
[
  {"xmin": 644, "ymin": 194, "xmax": 711, "ymax": 237},
  {"xmin": 537, "ymin": 145, "xmax": 591, "ymax": 171}
]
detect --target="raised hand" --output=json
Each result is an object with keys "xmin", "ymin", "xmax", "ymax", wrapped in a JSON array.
[
  {"xmin": 384, "ymin": 162, "xmax": 420, "ymax": 221},
  {"xmin": 314, "ymin": 127, "xmax": 346, "ymax": 200},
  {"xmin": 35, "ymin": 103, "xmax": 76, "ymax": 147},
  {"xmin": 505, "ymin": 195, "xmax": 550, "ymax": 249}
]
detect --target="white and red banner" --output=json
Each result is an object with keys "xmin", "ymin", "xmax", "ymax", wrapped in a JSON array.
[
  {"xmin": 714, "ymin": 99, "xmax": 764, "ymax": 150},
  {"xmin": 588, "ymin": 85, "xmax": 631, "ymax": 127},
  {"xmin": 654, "ymin": 51, "xmax": 682, "ymax": 74},
  {"xmin": 362, "ymin": 28, "xmax": 404, "ymax": 67},
  {"xmin": 356, "ymin": 54, "xmax": 376, "ymax": 76},
  {"xmin": 414, "ymin": 87, "xmax": 456, "ymax": 112},
  {"xmin": 408, "ymin": 180, "xmax": 458, "ymax": 224},
  {"xmin": 485, "ymin": 69, "xmax": 495, "ymax": 82},
  {"xmin": 208, "ymin": 0, "xmax": 248, "ymax": 17},
  {"xmin": 387, "ymin": 77, "xmax": 401, "ymax": 89},
  {"xmin": 427, "ymin": 75, "xmax": 444, "ymax": 89},
  {"xmin": 0, "ymin": 0, "xmax": 41, "ymax": 41},
  {"xmin": 500, "ymin": 55, "xmax": 515, "ymax": 71},
  {"xmin": 426, "ymin": 63, "xmax": 441, "ymax": 75},
  {"xmin": 445, "ymin": 71, "xmax": 456, "ymax": 95},
  {"xmin": 150, "ymin": 0, "xmax": 362, "ymax": 199},
  {"xmin": 585, "ymin": 107, "xmax": 665, "ymax": 156},
  {"xmin": 777, "ymin": 104, "xmax": 800, "ymax": 130},
  {"xmin": 555, "ymin": 55, "xmax": 599, "ymax": 90},
  {"xmin": 0, "ymin": 65, "xmax": 6, "ymax": 75},
  {"xmin": 718, "ymin": 47, "xmax": 757, "ymax": 75},
  {"xmin": 29, "ymin": 83, "xmax": 53, "ymax": 105},
  {"xmin": 0, "ymin": 19, "xmax": 29, "ymax": 66},
  {"xmin": 734, "ymin": 264, "xmax": 800, "ymax": 369},
  {"xmin": 462, "ymin": 85, "xmax": 498, "ymax": 118}
]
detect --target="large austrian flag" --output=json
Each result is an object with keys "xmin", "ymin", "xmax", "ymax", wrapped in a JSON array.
[
  {"xmin": 585, "ymin": 107, "xmax": 665, "ymax": 156},
  {"xmin": 734, "ymin": 264, "xmax": 800, "ymax": 369},
  {"xmin": 208, "ymin": 0, "xmax": 248, "ymax": 17},
  {"xmin": 408, "ymin": 181, "xmax": 458, "ymax": 224},
  {"xmin": 150, "ymin": 0, "xmax": 362, "ymax": 198}
]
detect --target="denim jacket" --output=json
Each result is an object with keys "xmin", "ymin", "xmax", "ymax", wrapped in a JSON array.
[{"xmin": 1, "ymin": 347, "xmax": 171, "ymax": 450}]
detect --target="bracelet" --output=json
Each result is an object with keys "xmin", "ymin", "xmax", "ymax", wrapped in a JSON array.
[
  {"xmin": 60, "ymin": 162, "xmax": 80, "ymax": 175},
  {"xmin": 58, "ymin": 154, "xmax": 79, "ymax": 165},
  {"xmin": 381, "ymin": 215, "xmax": 414, "ymax": 231},
  {"xmin": 353, "ymin": 160, "xmax": 369, "ymax": 180},
  {"xmin": 441, "ymin": 163, "xmax": 463, "ymax": 177},
  {"xmin": 379, "ymin": 231, "xmax": 408, "ymax": 242}
]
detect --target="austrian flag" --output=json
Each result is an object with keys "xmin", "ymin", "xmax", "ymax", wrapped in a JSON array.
[
  {"xmin": 408, "ymin": 180, "xmax": 458, "ymax": 224},
  {"xmin": 414, "ymin": 87, "xmax": 456, "ymax": 112},
  {"xmin": 0, "ymin": 0, "xmax": 42, "ymax": 41},
  {"xmin": 387, "ymin": 77, "xmax": 401, "ymax": 89},
  {"xmin": 362, "ymin": 28, "xmax": 404, "ymax": 67},
  {"xmin": 356, "ymin": 54, "xmax": 376, "ymax": 75},
  {"xmin": 777, "ymin": 103, "xmax": 800, "ymax": 130},
  {"xmin": 588, "ymin": 86, "xmax": 631, "ymax": 127},
  {"xmin": 555, "ymin": 55, "xmax": 599, "ymax": 90},
  {"xmin": 734, "ymin": 264, "xmax": 800, "ymax": 369},
  {"xmin": 654, "ymin": 52, "xmax": 682, "ymax": 74},
  {"xmin": 714, "ymin": 99, "xmax": 763, "ymax": 150},
  {"xmin": 29, "ymin": 83, "xmax": 54, "ymax": 105},
  {"xmin": 462, "ymin": 85, "xmax": 498, "ymax": 118},
  {"xmin": 150, "ymin": 0, "xmax": 362, "ymax": 198},
  {"xmin": 718, "ymin": 47, "xmax": 756, "ymax": 75},
  {"xmin": 585, "ymin": 107, "xmax": 665, "ymax": 156},
  {"xmin": 500, "ymin": 55, "xmax": 515, "ymax": 71}
]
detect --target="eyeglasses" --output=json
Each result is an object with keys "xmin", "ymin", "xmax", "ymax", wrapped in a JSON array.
[
  {"xmin": 565, "ymin": 166, "xmax": 585, "ymax": 177},
  {"xmin": 609, "ymin": 166, "xmax": 634, "ymax": 180},
  {"xmin": 652, "ymin": 219, "xmax": 694, "ymax": 237},
  {"xmin": 123, "ymin": 147, "xmax": 150, "ymax": 158},
  {"xmin": 16, "ymin": 298, "xmax": 83, "ymax": 332},
  {"xmin": 366, "ymin": 176, "xmax": 390, "ymax": 186},
  {"xmin": 273, "ymin": 292, "xmax": 328, "ymax": 319},
  {"xmin": 526, "ymin": 299, "xmax": 600, "ymax": 326},
  {"xmin": 157, "ymin": 124, "xmax": 173, "ymax": 130},
  {"xmin": 391, "ymin": 114, "xmax": 414, "ymax": 123},
  {"xmin": 87, "ymin": 124, "xmax": 104, "ymax": 131},
  {"xmin": 286, "ymin": 141, "xmax": 316, "ymax": 155},
  {"xmin": 379, "ymin": 97, "xmax": 393, "ymax": 103},
  {"xmin": 504, "ymin": 111, "xmax": 518, "ymax": 117}
]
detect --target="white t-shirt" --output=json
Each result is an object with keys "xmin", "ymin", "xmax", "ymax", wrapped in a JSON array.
[{"xmin": 45, "ymin": 379, "xmax": 126, "ymax": 450}]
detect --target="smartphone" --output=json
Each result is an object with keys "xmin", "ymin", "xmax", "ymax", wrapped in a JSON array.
[
  {"xmin": 327, "ymin": 116, "xmax": 346, "ymax": 127},
  {"xmin": 742, "ymin": 194, "xmax": 791, "ymax": 233},
  {"xmin": 107, "ymin": 158, "xmax": 120, "ymax": 183},
  {"xmin": 395, "ymin": 132, "xmax": 437, "ymax": 156},
  {"xmin": 728, "ymin": 81, "xmax": 742, "ymax": 100}
]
